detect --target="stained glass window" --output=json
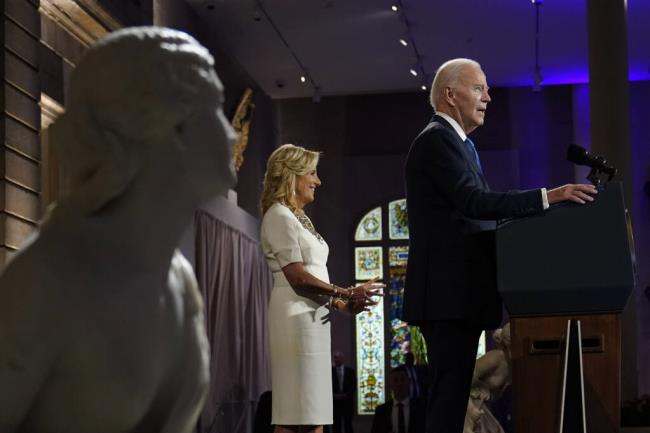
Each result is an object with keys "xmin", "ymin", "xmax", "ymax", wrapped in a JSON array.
[
  {"xmin": 388, "ymin": 249, "xmax": 406, "ymax": 367},
  {"xmin": 354, "ymin": 200, "xmax": 431, "ymax": 414},
  {"xmin": 355, "ymin": 207, "xmax": 382, "ymax": 241},
  {"xmin": 355, "ymin": 296, "xmax": 385, "ymax": 415},
  {"xmin": 354, "ymin": 247, "xmax": 383, "ymax": 280},
  {"xmin": 389, "ymin": 199, "xmax": 409, "ymax": 239},
  {"xmin": 389, "ymin": 246, "xmax": 408, "ymax": 267},
  {"xmin": 355, "ymin": 199, "xmax": 489, "ymax": 414}
]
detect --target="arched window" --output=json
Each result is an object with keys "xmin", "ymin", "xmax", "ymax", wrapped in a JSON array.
[{"xmin": 353, "ymin": 199, "xmax": 486, "ymax": 415}]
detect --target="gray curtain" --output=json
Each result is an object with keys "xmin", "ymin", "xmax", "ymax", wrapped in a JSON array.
[{"xmin": 194, "ymin": 210, "xmax": 272, "ymax": 433}]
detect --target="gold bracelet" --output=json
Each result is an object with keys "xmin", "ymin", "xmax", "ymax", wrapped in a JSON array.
[{"xmin": 331, "ymin": 284, "xmax": 346, "ymax": 298}]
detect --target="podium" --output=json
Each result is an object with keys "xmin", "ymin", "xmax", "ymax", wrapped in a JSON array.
[{"xmin": 496, "ymin": 182, "xmax": 635, "ymax": 433}]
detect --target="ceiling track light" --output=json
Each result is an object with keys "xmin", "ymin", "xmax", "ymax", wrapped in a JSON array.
[
  {"xmin": 393, "ymin": 0, "xmax": 428, "ymax": 90},
  {"xmin": 391, "ymin": 5, "xmax": 398, "ymax": 12},
  {"xmin": 254, "ymin": 0, "xmax": 320, "ymax": 98}
]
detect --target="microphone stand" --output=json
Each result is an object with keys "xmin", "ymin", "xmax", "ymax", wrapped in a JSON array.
[{"xmin": 587, "ymin": 163, "xmax": 617, "ymax": 188}]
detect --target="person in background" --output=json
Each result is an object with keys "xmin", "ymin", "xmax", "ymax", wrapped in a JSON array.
[
  {"xmin": 371, "ymin": 366, "xmax": 425, "ymax": 433},
  {"xmin": 332, "ymin": 351, "xmax": 356, "ymax": 433}
]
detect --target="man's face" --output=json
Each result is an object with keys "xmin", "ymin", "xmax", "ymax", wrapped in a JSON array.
[
  {"xmin": 448, "ymin": 65, "xmax": 491, "ymax": 134},
  {"xmin": 179, "ymin": 70, "xmax": 238, "ymax": 202}
]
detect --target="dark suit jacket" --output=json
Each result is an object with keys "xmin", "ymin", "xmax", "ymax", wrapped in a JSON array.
[
  {"xmin": 403, "ymin": 115, "xmax": 543, "ymax": 328},
  {"xmin": 332, "ymin": 365, "xmax": 356, "ymax": 401},
  {"xmin": 370, "ymin": 398, "xmax": 425, "ymax": 433}
]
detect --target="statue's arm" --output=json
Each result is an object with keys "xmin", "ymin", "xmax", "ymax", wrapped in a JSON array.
[
  {"xmin": 0, "ymin": 279, "xmax": 61, "ymax": 432},
  {"xmin": 473, "ymin": 350, "xmax": 502, "ymax": 380}
]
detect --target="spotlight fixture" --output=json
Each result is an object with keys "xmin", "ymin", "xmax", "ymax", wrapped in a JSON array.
[
  {"xmin": 409, "ymin": 69, "xmax": 418, "ymax": 77},
  {"xmin": 399, "ymin": 38, "xmax": 408, "ymax": 46},
  {"xmin": 300, "ymin": 76, "xmax": 306, "ymax": 83},
  {"xmin": 421, "ymin": 85, "xmax": 427, "ymax": 91},
  {"xmin": 391, "ymin": 5, "xmax": 398, "ymax": 12}
]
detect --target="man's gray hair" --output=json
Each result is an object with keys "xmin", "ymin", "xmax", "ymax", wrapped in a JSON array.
[{"xmin": 429, "ymin": 58, "xmax": 481, "ymax": 110}]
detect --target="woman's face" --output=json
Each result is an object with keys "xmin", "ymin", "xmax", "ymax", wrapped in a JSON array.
[{"xmin": 294, "ymin": 169, "xmax": 321, "ymax": 209}]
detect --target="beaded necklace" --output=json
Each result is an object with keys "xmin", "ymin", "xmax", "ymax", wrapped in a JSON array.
[
  {"xmin": 281, "ymin": 203, "xmax": 324, "ymax": 244},
  {"xmin": 294, "ymin": 211, "xmax": 324, "ymax": 244}
]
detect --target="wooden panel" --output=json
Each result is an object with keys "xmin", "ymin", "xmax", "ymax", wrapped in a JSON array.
[
  {"xmin": 5, "ymin": 51, "xmax": 39, "ymax": 99},
  {"xmin": 0, "ymin": 212, "xmax": 37, "ymax": 249},
  {"xmin": 511, "ymin": 314, "xmax": 621, "ymax": 433},
  {"xmin": 53, "ymin": 23, "xmax": 84, "ymax": 66},
  {"xmin": 4, "ymin": 149, "xmax": 40, "ymax": 192},
  {"xmin": 0, "ymin": 246, "xmax": 18, "ymax": 269},
  {"xmin": 4, "ymin": 18, "xmax": 39, "ymax": 67},
  {"xmin": 5, "ymin": 83, "xmax": 40, "ymax": 130},
  {"xmin": 5, "ymin": 0, "xmax": 40, "ymax": 37},
  {"xmin": 62, "ymin": 60, "xmax": 74, "ymax": 102},
  {"xmin": 4, "ymin": 116, "xmax": 40, "ymax": 160},
  {"xmin": 0, "ymin": 213, "xmax": 35, "ymax": 247},
  {"xmin": 1, "ymin": 180, "xmax": 40, "ymax": 222},
  {"xmin": 39, "ymin": 43, "xmax": 64, "ymax": 104},
  {"xmin": 40, "ymin": 14, "xmax": 84, "ymax": 66},
  {"xmin": 39, "ymin": 13, "xmax": 57, "ymax": 51}
]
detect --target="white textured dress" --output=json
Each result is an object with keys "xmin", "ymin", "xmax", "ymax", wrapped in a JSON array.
[{"xmin": 261, "ymin": 203, "xmax": 333, "ymax": 425}]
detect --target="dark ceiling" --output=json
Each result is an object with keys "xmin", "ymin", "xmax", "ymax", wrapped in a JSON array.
[{"xmin": 186, "ymin": 0, "xmax": 650, "ymax": 99}]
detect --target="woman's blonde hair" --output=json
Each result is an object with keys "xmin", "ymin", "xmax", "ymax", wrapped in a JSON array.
[{"xmin": 261, "ymin": 144, "xmax": 320, "ymax": 215}]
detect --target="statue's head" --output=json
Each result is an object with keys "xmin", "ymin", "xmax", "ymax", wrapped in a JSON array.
[
  {"xmin": 493, "ymin": 322, "xmax": 511, "ymax": 350},
  {"xmin": 51, "ymin": 27, "xmax": 237, "ymax": 213}
]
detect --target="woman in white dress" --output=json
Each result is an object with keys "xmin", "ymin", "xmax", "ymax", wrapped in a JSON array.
[{"xmin": 260, "ymin": 144, "xmax": 383, "ymax": 433}]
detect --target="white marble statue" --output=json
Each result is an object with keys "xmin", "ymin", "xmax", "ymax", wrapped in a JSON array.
[
  {"xmin": 464, "ymin": 324, "xmax": 512, "ymax": 433},
  {"xmin": 0, "ymin": 27, "xmax": 236, "ymax": 433}
]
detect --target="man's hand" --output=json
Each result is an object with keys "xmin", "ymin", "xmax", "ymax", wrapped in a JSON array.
[{"xmin": 547, "ymin": 184, "xmax": 598, "ymax": 205}]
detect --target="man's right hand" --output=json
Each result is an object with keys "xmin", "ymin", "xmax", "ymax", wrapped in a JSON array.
[{"xmin": 547, "ymin": 183, "xmax": 598, "ymax": 205}]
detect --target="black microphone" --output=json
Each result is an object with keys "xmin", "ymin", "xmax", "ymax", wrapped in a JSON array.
[{"xmin": 566, "ymin": 144, "xmax": 617, "ymax": 177}]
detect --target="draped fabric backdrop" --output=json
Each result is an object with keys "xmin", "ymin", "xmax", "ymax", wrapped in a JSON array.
[{"xmin": 194, "ymin": 210, "xmax": 273, "ymax": 433}]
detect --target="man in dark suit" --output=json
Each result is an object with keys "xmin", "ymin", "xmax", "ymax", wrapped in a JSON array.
[
  {"xmin": 332, "ymin": 351, "xmax": 356, "ymax": 433},
  {"xmin": 402, "ymin": 58, "xmax": 597, "ymax": 433},
  {"xmin": 371, "ymin": 366, "xmax": 425, "ymax": 433}
]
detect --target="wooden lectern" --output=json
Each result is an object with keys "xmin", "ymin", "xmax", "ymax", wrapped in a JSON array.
[{"xmin": 496, "ymin": 182, "xmax": 635, "ymax": 433}]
